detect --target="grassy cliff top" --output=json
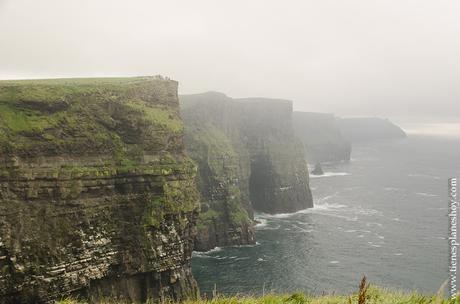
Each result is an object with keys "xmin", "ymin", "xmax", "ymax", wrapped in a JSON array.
[
  {"xmin": 0, "ymin": 76, "xmax": 176, "ymax": 103},
  {"xmin": 0, "ymin": 76, "xmax": 183, "ymax": 158},
  {"xmin": 57, "ymin": 286, "xmax": 458, "ymax": 304}
]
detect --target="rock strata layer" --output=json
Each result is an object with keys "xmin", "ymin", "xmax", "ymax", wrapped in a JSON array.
[
  {"xmin": 181, "ymin": 92, "xmax": 313, "ymax": 251},
  {"xmin": 0, "ymin": 77, "xmax": 199, "ymax": 303}
]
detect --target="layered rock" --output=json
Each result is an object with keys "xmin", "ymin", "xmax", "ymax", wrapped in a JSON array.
[
  {"xmin": 293, "ymin": 112, "xmax": 351, "ymax": 163},
  {"xmin": 337, "ymin": 117, "xmax": 406, "ymax": 143},
  {"xmin": 0, "ymin": 77, "xmax": 199, "ymax": 303},
  {"xmin": 181, "ymin": 92, "xmax": 312, "ymax": 251}
]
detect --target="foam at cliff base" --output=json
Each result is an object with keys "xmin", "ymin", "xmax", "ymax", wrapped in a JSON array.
[
  {"xmin": 255, "ymin": 203, "xmax": 348, "ymax": 220},
  {"xmin": 309, "ymin": 172, "xmax": 351, "ymax": 178},
  {"xmin": 192, "ymin": 247, "xmax": 223, "ymax": 257}
]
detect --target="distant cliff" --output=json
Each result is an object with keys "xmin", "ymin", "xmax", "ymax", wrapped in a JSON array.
[
  {"xmin": 0, "ymin": 77, "xmax": 199, "ymax": 303},
  {"xmin": 181, "ymin": 92, "xmax": 312, "ymax": 251},
  {"xmin": 293, "ymin": 112, "xmax": 351, "ymax": 163},
  {"xmin": 337, "ymin": 117, "xmax": 406, "ymax": 142}
]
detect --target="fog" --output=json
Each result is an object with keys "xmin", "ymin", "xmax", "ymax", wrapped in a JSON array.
[{"xmin": 0, "ymin": 0, "xmax": 459, "ymax": 120}]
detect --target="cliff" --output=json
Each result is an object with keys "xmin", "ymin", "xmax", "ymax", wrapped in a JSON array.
[
  {"xmin": 181, "ymin": 92, "xmax": 312, "ymax": 251},
  {"xmin": 293, "ymin": 112, "xmax": 351, "ymax": 163},
  {"xmin": 0, "ymin": 77, "xmax": 200, "ymax": 303},
  {"xmin": 337, "ymin": 117, "xmax": 406, "ymax": 143}
]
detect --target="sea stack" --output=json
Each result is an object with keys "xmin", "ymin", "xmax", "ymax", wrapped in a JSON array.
[{"xmin": 311, "ymin": 162, "xmax": 324, "ymax": 175}]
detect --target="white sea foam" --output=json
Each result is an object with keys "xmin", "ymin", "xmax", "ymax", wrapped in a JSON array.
[
  {"xmin": 230, "ymin": 242, "xmax": 261, "ymax": 248},
  {"xmin": 408, "ymin": 173, "xmax": 440, "ymax": 180},
  {"xmin": 310, "ymin": 172, "xmax": 351, "ymax": 178},
  {"xmin": 235, "ymin": 257, "xmax": 250, "ymax": 261},
  {"xmin": 415, "ymin": 192, "xmax": 438, "ymax": 197},
  {"xmin": 313, "ymin": 203, "xmax": 348, "ymax": 211},
  {"xmin": 292, "ymin": 225, "xmax": 313, "ymax": 233},
  {"xmin": 366, "ymin": 222, "xmax": 383, "ymax": 227},
  {"xmin": 384, "ymin": 187, "xmax": 401, "ymax": 191},
  {"xmin": 315, "ymin": 194, "xmax": 336, "ymax": 203},
  {"xmin": 255, "ymin": 218, "xmax": 268, "ymax": 228},
  {"xmin": 192, "ymin": 246, "xmax": 224, "ymax": 258}
]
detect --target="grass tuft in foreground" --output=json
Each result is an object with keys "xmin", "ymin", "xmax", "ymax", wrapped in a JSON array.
[{"xmin": 57, "ymin": 277, "xmax": 459, "ymax": 304}]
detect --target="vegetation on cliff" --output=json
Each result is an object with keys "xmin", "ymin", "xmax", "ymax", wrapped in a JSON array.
[
  {"xmin": 181, "ymin": 92, "xmax": 312, "ymax": 251},
  {"xmin": 58, "ymin": 286, "xmax": 458, "ymax": 304},
  {"xmin": 0, "ymin": 76, "xmax": 183, "ymax": 158},
  {"xmin": 181, "ymin": 98, "xmax": 255, "ymax": 251},
  {"xmin": 0, "ymin": 77, "xmax": 200, "ymax": 302}
]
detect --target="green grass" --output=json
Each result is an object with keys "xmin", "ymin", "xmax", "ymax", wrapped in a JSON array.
[
  {"xmin": 0, "ymin": 76, "xmax": 182, "ymax": 157},
  {"xmin": 56, "ymin": 285, "xmax": 459, "ymax": 303}
]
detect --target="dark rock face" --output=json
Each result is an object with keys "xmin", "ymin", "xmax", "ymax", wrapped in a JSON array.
[
  {"xmin": 337, "ymin": 117, "xmax": 406, "ymax": 143},
  {"xmin": 181, "ymin": 92, "xmax": 312, "ymax": 251},
  {"xmin": 293, "ymin": 112, "xmax": 351, "ymax": 163},
  {"xmin": 0, "ymin": 77, "xmax": 199, "ymax": 303},
  {"xmin": 311, "ymin": 163, "xmax": 324, "ymax": 176}
]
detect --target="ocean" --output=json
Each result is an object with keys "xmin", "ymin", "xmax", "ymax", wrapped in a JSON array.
[{"xmin": 192, "ymin": 130, "xmax": 460, "ymax": 296}]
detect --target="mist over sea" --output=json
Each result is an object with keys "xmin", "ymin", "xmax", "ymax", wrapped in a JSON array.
[{"xmin": 192, "ymin": 128, "xmax": 460, "ymax": 296}]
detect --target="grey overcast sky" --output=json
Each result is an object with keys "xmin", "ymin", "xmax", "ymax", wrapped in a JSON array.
[{"xmin": 0, "ymin": 0, "xmax": 459, "ymax": 120}]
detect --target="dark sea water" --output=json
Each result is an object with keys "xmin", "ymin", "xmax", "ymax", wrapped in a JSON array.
[{"xmin": 192, "ymin": 133, "xmax": 460, "ymax": 296}]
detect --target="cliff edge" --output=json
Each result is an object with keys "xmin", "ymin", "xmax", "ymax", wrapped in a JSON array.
[
  {"xmin": 337, "ymin": 117, "xmax": 406, "ymax": 142},
  {"xmin": 0, "ymin": 77, "xmax": 199, "ymax": 303}
]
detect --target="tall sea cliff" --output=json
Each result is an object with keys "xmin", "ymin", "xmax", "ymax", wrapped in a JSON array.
[
  {"xmin": 293, "ymin": 112, "xmax": 351, "ymax": 163},
  {"xmin": 0, "ymin": 77, "xmax": 199, "ymax": 303},
  {"xmin": 337, "ymin": 117, "xmax": 406, "ymax": 142},
  {"xmin": 181, "ymin": 92, "xmax": 313, "ymax": 251}
]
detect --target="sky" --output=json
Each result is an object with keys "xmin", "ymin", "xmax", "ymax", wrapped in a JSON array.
[{"xmin": 0, "ymin": 0, "xmax": 459, "ymax": 120}]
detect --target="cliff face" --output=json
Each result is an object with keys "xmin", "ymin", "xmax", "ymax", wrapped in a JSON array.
[
  {"xmin": 293, "ymin": 112, "xmax": 351, "ymax": 163},
  {"xmin": 236, "ymin": 99, "xmax": 313, "ymax": 214},
  {"xmin": 181, "ymin": 92, "xmax": 312, "ymax": 251},
  {"xmin": 337, "ymin": 117, "xmax": 406, "ymax": 142},
  {"xmin": 0, "ymin": 77, "xmax": 199, "ymax": 303}
]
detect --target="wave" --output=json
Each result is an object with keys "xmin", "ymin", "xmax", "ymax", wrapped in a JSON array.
[
  {"xmin": 255, "ymin": 218, "xmax": 268, "ymax": 228},
  {"xmin": 192, "ymin": 247, "xmax": 223, "ymax": 257},
  {"xmin": 384, "ymin": 187, "xmax": 401, "ymax": 191},
  {"xmin": 310, "ymin": 172, "xmax": 351, "ymax": 178},
  {"xmin": 415, "ymin": 192, "xmax": 438, "ymax": 197},
  {"xmin": 230, "ymin": 242, "xmax": 261, "ymax": 248},
  {"xmin": 408, "ymin": 173, "xmax": 440, "ymax": 180},
  {"xmin": 313, "ymin": 202, "xmax": 348, "ymax": 210},
  {"xmin": 366, "ymin": 222, "xmax": 383, "ymax": 227}
]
